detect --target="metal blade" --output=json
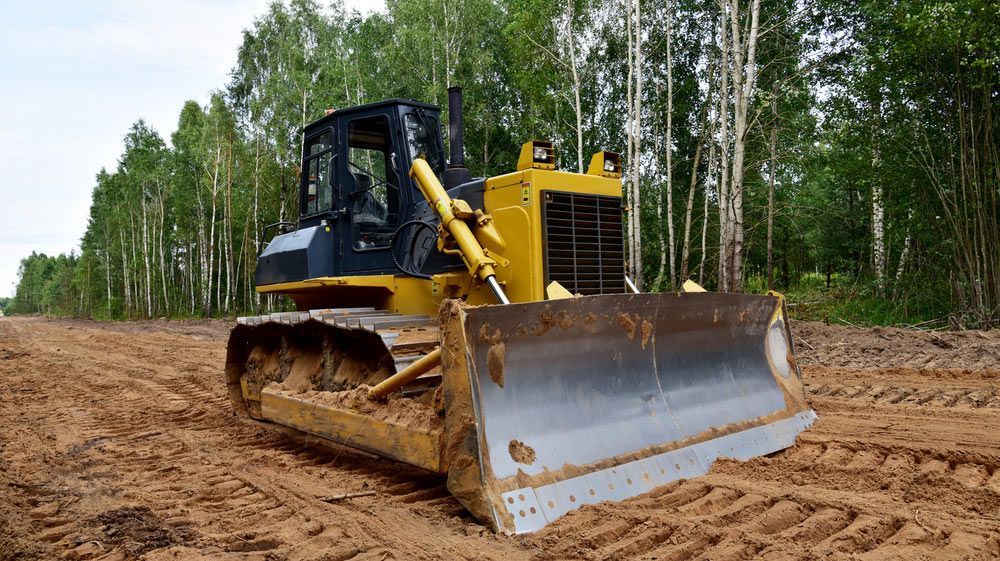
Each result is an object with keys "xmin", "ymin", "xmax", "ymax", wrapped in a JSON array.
[{"xmin": 453, "ymin": 292, "xmax": 816, "ymax": 534}]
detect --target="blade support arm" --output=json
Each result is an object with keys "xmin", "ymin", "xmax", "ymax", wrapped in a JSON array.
[{"xmin": 410, "ymin": 158, "xmax": 510, "ymax": 304}]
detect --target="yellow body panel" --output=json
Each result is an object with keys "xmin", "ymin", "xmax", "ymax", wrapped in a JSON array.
[
  {"xmin": 259, "ymin": 387, "xmax": 444, "ymax": 473},
  {"xmin": 257, "ymin": 168, "xmax": 623, "ymax": 313}
]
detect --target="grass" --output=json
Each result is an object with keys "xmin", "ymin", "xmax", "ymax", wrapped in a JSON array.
[{"xmin": 753, "ymin": 273, "xmax": 952, "ymax": 328}]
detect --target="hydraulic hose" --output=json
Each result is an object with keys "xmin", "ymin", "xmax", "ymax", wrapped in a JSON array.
[{"xmin": 389, "ymin": 219, "xmax": 437, "ymax": 279}]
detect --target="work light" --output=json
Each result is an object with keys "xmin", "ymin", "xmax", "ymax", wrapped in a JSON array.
[{"xmin": 533, "ymin": 145, "xmax": 548, "ymax": 162}]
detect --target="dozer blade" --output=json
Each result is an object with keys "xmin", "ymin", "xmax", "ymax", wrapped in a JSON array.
[{"xmin": 440, "ymin": 292, "xmax": 816, "ymax": 534}]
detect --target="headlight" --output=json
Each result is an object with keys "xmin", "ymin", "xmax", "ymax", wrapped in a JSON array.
[
  {"xmin": 517, "ymin": 140, "xmax": 556, "ymax": 170},
  {"xmin": 587, "ymin": 151, "xmax": 621, "ymax": 177},
  {"xmin": 766, "ymin": 315, "xmax": 792, "ymax": 379}
]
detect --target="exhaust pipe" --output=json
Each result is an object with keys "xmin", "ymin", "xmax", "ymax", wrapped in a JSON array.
[
  {"xmin": 443, "ymin": 86, "xmax": 472, "ymax": 189},
  {"xmin": 448, "ymin": 86, "xmax": 465, "ymax": 168}
]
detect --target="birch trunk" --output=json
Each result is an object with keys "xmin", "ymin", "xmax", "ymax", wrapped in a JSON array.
[
  {"xmin": 894, "ymin": 208, "xmax": 914, "ymax": 291},
  {"xmin": 716, "ymin": 5, "xmax": 732, "ymax": 292},
  {"xmin": 665, "ymin": 3, "xmax": 676, "ymax": 290},
  {"xmin": 872, "ymin": 142, "xmax": 886, "ymax": 292},
  {"xmin": 699, "ymin": 69, "xmax": 721, "ymax": 285},
  {"xmin": 253, "ymin": 135, "xmax": 261, "ymax": 309},
  {"xmin": 158, "ymin": 183, "xmax": 169, "ymax": 315},
  {"xmin": 140, "ymin": 201, "xmax": 152, "ymax": 317},
  {"xmin": 189, "ymin": 242, "xmax": 196, "ymax": 315},
  {"xmin": 215, "ymin": 234, "xmax": 223, "ymax": 314},
  {"xmin": 225, "ymin": 130, "xmax": 235, "ymax": 314},
  {"xmin": 724, "ymin": 0, "xmax": 761, "ymax": 293},
  {"xmin": 872, "ymin": 183, "xmax": 886, "ymax": 289},
  {"xmin": 625, "ymin": 1, "xmax": 637, "ymax": 285},
  {"xmin": 767, "ymin": 96, "xmax": 778, "ymax": 291},
  {"xmin": 105, "ymin": 242, "xmax": 112, "ymax": 318},
  {"xmin": 565, "ymin": 0, "xmax": 584, "ymax": 173},
  {"xmin": 129, "ymin": 213, "xmax": 140, "ymax": 316},
  {"xmin": 119, "ymin": 228, "xmax": 130, "ymax": 315},
  {"xmin": 653, "ymin": 82, "xmax": 666, "ymax": 291},
  {"xmin": 630, "ymin": 0, "xmax": 644, "ymax": 289},
  {"xmin": 205, "ymin": 137, "xmax": 222, "ymax": 315}
]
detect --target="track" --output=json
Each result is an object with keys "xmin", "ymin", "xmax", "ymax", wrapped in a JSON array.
[{"xmin": 1, "ymin": 317, "xmax": 999, "ymax": 560}]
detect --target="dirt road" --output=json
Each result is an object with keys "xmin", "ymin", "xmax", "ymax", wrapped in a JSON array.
[{"xmin": 2, "ymin": 317, "xmax": 999, "ymax": 560}]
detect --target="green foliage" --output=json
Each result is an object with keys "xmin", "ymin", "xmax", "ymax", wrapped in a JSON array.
[
  {"xmin": 12, "ymin": 252, "xmax": 82, "ymax": 316},
  {"xmin": 775, "ymin": 273, "xmax": 951, "ymax": 328},
  {"xmin": 8, "ymin": 0, "xmax": 996, "ymax": 327}
]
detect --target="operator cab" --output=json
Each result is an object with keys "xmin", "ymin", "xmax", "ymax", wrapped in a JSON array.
[{"xmin": 256, "ymin": 99, "xmax": 447, "ymax": 285}]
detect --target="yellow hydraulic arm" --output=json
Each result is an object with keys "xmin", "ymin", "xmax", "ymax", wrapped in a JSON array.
[{"xmin": 409, "ymin": 158, "xmax": 510, "ymax": 304}]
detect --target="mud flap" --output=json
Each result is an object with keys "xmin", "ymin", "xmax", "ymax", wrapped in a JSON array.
[{"xmin": 441, "ymin": 292, "xmax": 817, "ymax": 534}]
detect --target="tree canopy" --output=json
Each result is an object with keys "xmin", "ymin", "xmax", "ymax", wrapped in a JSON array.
[{"xmin": 10, "ymin": 0, "xmax": 998, "ymax": 327}]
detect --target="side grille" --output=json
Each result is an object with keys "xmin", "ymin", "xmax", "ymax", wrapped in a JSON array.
[{"xmin": 542, "ymin": 191, "xmax": 626, "ymax": 295}]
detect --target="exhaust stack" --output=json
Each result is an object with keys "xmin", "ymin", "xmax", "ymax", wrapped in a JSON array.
[{"xmin": 443, "ymin": 86, "xmax": 472, "ymax": 189}]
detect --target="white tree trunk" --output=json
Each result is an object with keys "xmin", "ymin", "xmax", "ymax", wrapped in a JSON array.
[
  {"xmin": 657, "ymin": 1, "xmax": 676, "ymax": 291},
  {"xmin": 625, "ymin": 0, "xmax": 638, "ymax": 287},
  {"xmin": 225, "ymin": 134, "xmax": 235, "ymax": 314},
  {"xmin": 129, "ymin": 213, "xmax": 140, "ymax": 316},
  {"xmin": 725, "ymin": 0, "xmax": 762, "ymax": 293},
  {"xmin": 119, "ymin": 228, "xmax": 130, "ymax": 315},
  {"xmin": 253, "ymin": 135, "xmax": 261, "ymax": 309},
  {"xmin": 716, "ymin": 5, "xmax": 732, "ymax": 291},
  {"xmin": 699, "ymin": 71, "xmax": 721, "ymax": 285},
  {"xmin": 207, "ymin": 182, "xmax": 218, "ymax": 315},
  {"xmin": 158, "ymin": 184, "xmax": 169, "ymax": 315},
  {"xmin": 630, "ymin": 0, "xmax": 644, "ymax": 289},
  {"xmin": 566, "ymin": 0, "xmax": 584, "ymax": 173},
  {"xmin": 872, "ymin": 182, "xmax": 886, "ymax": 289},
  {"xmin": 767, "ymin": 97, "xmax": 778, "ymax": 290},
  {"xmin": 653, "ymin": 81, "xmax": 667, "ymax": 291},
  {"xmin": 894, "ymin": 208, "xmax": 913, "ymax": 287},
  {"xmin": 105, "ymin": 241, "xmax": 112, "ymax": 318},
  {"xmin": 189, "ymin": 242, "xmax": 196, "ymax": 315},
  {"xmin": 196, "ymin": 185, "xmax": 208, "ymax": 314},
  {"xmin": 204, "ymin": 136, "xmax": 223, "ymax": 316}
]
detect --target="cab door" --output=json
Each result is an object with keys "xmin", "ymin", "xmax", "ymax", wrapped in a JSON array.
[
  {"xmin": 299, "ymin": 127, "xmax": 338, "ymax": 226},
  {"xmin": 337, "ymin": 111, "xmax": 406, "ymax": 274}
]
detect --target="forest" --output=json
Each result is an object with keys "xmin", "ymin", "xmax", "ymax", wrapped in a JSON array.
[{"xmin": 9, "ymin": 0, "xmax": 998, "ymax": 328}]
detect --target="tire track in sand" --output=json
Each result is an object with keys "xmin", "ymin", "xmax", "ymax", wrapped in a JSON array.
[
  {"xmin": 3, "ymin": 317, "xmax": 1000, "ymax": 560},
  {"xmin": 0, "ymin": 318, "xmax": 513, "ymax": 561},
  {"xmin": 528, "ymin": 363, "xmax": 1000, "ymax": 560}
]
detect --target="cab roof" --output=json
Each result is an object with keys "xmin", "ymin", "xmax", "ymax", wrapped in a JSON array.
[{"xmin": 305, "ymin": 98, "xmax": 440, "ymax": 133}]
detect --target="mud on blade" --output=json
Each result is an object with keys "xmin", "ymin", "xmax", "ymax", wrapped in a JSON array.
[{"xmin": 443, "ymin": 292, "xmax": 816, "ymax": 534}]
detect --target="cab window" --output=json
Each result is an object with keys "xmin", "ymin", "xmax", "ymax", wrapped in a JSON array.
[
  {"xmin": 347, "ymin": 115, "xmax": 398, "ymax": 249},
  {"xmin": 301, "ymin": 130, "xmax": 335, "ymax": 216},
  {"xmin": 404, "ymin": 112, "xmax": 444, "ymax": 175}
]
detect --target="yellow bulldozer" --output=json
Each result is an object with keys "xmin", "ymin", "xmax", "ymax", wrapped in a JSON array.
[{"xmin": 225, "ymin": 87, "xmax": 815, "ymax": 534}]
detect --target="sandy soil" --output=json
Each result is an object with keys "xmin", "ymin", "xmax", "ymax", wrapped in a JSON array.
[{"xmin": 1, "ymin": 316, "xmax": 998, "ymax": 560}]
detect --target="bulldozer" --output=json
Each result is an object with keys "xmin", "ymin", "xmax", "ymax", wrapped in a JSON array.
[{"xmin": 225, "ymin": 87, "xmax": 815, "ymax": 534}]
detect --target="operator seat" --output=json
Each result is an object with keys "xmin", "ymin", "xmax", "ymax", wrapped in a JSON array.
[{"xmin": 351, "ymin": 173, "xmax": 388, "ymax": 225}]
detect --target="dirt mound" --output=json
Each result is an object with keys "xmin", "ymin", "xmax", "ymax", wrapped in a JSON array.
[
  {"xmin": 1, "ymin": 315, "xmax": 998, "ymax": 560},
  {"xmin": 794, "ymin": 319, "xmax": 1000, "ymax": 371}
]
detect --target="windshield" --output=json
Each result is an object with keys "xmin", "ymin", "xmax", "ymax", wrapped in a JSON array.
[{"xmin": 403, "ymin": 112, "xmax": 444, "ymax": 175}]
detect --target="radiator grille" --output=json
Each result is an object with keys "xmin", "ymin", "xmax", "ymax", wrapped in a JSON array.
[{"xmin": 542, "ymin": 191, "xmax": 626, "ymax": 295}]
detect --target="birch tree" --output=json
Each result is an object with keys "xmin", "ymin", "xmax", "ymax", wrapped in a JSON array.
[
  {"xmin": 625, "ymin": 0, "xmax": 644, "ymax": 289},
  {"xmin": 653, "ymin": 0, "xmax": 675, "ymax": 292},
  {"xmin": 719, "ymin": 0, "xmax": 761, "ymax": 293}
]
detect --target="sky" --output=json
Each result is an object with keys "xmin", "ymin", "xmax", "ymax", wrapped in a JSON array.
[{"xmin": 0, "ymin": 0, "xmax": 384, "ymax": 298}]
